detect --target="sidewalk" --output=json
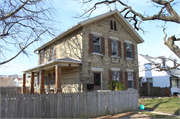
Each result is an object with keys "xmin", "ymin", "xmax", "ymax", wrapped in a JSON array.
[{"xmin": 142, "ymin": 110, "xmax": 180, "ymax": 117}]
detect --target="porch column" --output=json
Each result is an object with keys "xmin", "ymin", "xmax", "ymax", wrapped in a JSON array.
[
  {"xmin": 55, "ymin": 65, "xmax": 62, "ymax": 93},
  {"xmin": 23, "ymin": 73, "xmax": 26, "ymax": 94},
  {"xmin": 30, "ymin": 72, "xmax": 34, "ymax": 94},
  {"xmin": 40, "ymin": 70, "xmax": 45, "ymax": 93}
]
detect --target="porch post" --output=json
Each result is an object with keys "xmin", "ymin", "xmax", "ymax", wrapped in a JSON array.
[
  {"xmin": 23, "ymin": 73, "xmax": 26, "ymax": 94},
  {"xmin": 55, "ymin": 65, "xmax": 62, "ymax": 93},
  {"xmin": 40, "ymin": 70, "xmax": 45, "ymax": 93},
  {"xmin": 30, "ymin": 72, "xmax": 34, "ymax": 94}
]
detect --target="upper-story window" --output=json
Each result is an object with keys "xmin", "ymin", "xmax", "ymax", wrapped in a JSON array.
[
  {"xmin": 93, "ymin": 36, "xmax": 101, "ymax": 53},
  {"xmin": 39, "ymin": 51, "xmax": 44, "ymax": 64},
  {"xmin": 49, "ymin": 47, "xmax": 54, "ymax": 61},
  {"xmin": 126, "ymin": 43, "xmax": 132, "ymax": 58},
  {"xmin": 112, "ymin": 40, "xmax": 118, "ymax": 56},
  {"xmin": 110, "ymin": 20, "xmax": 117, "ymax": 31}
]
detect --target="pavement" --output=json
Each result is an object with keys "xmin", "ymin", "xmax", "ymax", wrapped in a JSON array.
[{"xmin": 142, "ymin": 110, "xmax": 180, "ymax": 117}]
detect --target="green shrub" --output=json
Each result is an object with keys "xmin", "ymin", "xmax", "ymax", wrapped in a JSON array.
[
  {"xmin": 116, "ymin": 82, "xmax": 125, "ymax": 91},
  {"xmin": 110, "ymin": 81, "xmax": 125, "ymax": 91},
  {"xmin": 110, "ymin": 80, "xmax": 116, "ymax": 91}
]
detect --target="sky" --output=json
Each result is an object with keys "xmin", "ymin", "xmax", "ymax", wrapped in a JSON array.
[{"xmin": 0, "ymin": 0, "xmax": 180, "ymax": 75}]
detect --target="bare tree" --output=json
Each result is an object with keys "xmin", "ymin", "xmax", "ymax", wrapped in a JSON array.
[
  {"xmin": 0, "ymin": 0, "xmax": 56, "ymax": 65},
  {"xmin": 78, "ymin": 0, "xmax": 180, "ymax": 67}
]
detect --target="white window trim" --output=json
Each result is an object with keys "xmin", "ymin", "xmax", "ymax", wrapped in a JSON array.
[
  {"xmin": 125, "ymin": 40, "xmax": 132, "ymax": 44},
  {"xmin": 110, "ymin": 36, "xmax": 119, "ymax": 41},
  {"xmin": 126, "ymin": 57, "xmax": 134, "ymax": 60},
  {"xmin": 111, "ymin": 56, "xmax": 120, "ymax": 58},
  {"xmin": 91, "ymin": 31, "xmax": 102, "ymax": 36},
  {"xmin": 92, "ymin": 52, "xmax": 103, "ymax": 56},
  {"xmin": 91, "ymin": 67, "xmax": 103, "ymax": 72},
  {"xmin": 111, "ymin": 68, "xmax": 120, "ymax": 71},
  {"xmin": 126, "ymin": 69, "xmax": 134, "ymax": 72}
]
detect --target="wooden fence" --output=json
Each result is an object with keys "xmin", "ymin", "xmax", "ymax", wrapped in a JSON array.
[
  {"xmin": 0, "ymin": 87, "xmax": 30, "ymax": 94},
  {"xmin": 0, "ymin": 90, "xmax": 138, "ymax": 118},
  {"xmin": 140, "ymin": 82, "xmax": 171, "ymax": 96}
]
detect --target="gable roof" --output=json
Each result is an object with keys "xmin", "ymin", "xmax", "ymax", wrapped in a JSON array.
[{"xmin": 34, "ymin": 10, "xmax": 144, "ymax": 52}]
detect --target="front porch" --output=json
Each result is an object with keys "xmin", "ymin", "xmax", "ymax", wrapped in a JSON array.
[{"xmin": 22, "ymin": 58, "xmax": 82, "ymax": 94}]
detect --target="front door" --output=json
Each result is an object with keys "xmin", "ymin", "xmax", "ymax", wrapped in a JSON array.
[{"xmin": 94, "ymin": 72, "xmax": 101, "ymax": 90}]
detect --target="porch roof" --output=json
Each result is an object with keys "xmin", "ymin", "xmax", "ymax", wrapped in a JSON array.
[
  {"xmin": 167, "ymin": 69, "xmax": 180, "ymax": 78},
  {"xmin": 23, "ymin": 57, "xmax": 82, "ymax": 74}
]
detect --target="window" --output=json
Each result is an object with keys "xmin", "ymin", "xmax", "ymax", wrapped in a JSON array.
[
  {"xmin": 93, "ymin": 36, "xmax": 101, "ymax": 53},
  {"xmin": 94, "ymin": 73, "xmax": 100, "ymax": 86},
  {"xmin": 126, "ymin": 44, "xmax": 132, "ymax": 58},
  {"xmin": 110, "ymin": 20, "xmax": 117, "ymax": 31},
  {"xmin": 40, "ymin": 51, "xmax": 44, "ymax": 64},
  {"xmin": 128, "ymin": 72, "xmax": 133, "ymax": 88},
  {"xmin": 112, "ymin": 71, "xmax": 119, "ymax": 82},
  {"xmin": 147, "ymin": 78, "xmax": 153, "ymax": 83},
  {"xmin": 112, "ymin": 40, "xmax": 118, "ymax": 56},
  {"xmin": 49, "ymin": 47, "xmax": 54, "ymax": 61}
]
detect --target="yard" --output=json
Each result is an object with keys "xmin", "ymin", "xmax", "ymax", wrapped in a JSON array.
[{"xmin": 139, "ymin": 97, "xmax": 180, "ymax": 115}]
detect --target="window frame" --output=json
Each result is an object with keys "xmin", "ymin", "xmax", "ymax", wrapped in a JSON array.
[
  {"xmin": 126, "ymin": 43, "xmax": 132, "ymax": 59},
  {"xmin": 111, "ymin": 40, "xmax": 118, "ymax": 57},
  {"xmin": 49, "ymin": 47, "xmax": 54, "ymax": 61},
  {"xmin": 93, "ymin": 35, "xmax": 101, "ymax": 54},
  {"xmin": 110, "ymin": 20, "xmax": 117, "ymax": 31},
  {"xmin": 112, "ymin": 71, "xmax": 119, "ymax": 82},
  {"xmin": 39, "ymin": 51, "xmax": 44, "ymax": 64},
  {"xmin": 128, "ymin": 72, "xmax": 134, "ymax": 89}
]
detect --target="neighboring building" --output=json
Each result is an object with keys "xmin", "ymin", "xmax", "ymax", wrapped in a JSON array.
[
  {"xmin": 23, "ymin": 10, "xmax": 144, "ymax": 93},
  {"xmin": 0, "ymin": 77, "xmax": 16, "ymax": 87},
  {"xmin": 139, "ymin": 54, "xmax": 180, "ymax": 94}
]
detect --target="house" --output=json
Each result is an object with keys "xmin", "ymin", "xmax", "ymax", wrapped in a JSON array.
[
  {"xmin": 139, "ymin": 54, "xmax": 180, "ymax": 94},
  {"xmin": 22, "ymin": 10, "xmax": 144, "ymax": 93}
]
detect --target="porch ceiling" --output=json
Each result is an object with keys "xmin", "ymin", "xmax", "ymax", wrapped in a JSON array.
[{"xmin": 23, "ymin": 59, "xmax": 82, "ymax": 74}]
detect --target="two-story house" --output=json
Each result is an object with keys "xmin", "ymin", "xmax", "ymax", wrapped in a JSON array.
[
  {"xmin": 139, "ymin": 54, "xmax": 180, "ymax": 94},
  {"xmin": 22, "ymin": 10, "xmax": 144, "ymax": 93}
]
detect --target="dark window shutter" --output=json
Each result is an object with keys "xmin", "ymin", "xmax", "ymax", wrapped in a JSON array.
[
  {"xmin": 132, "ymin": 44, "xmax": 135, "ymax": 60},
  {"xmin": 101, "ymin": 37, "xmax": 105, "ymax": 55},
  {"xmin": 54, "ymin": 45, "xmax": 56, "ymax": 60},
  {"xmin": 124, "ymin": 42, "xmax": 127, "ymax": 59},
  {"xmin": 118, "ymin": 41, "xmax": 121, "ymax": 58},
  {"xmin": 89, "ymin": 34, "xmax": 93, "ymax": 53},
  {"xmin": 125, "ymin": 72, "xmax": 128, "ymax": 89},
  {"xmin": 110, "ymin": 20, "xmax": 113, "ymax": 30},
  {"xmin": 109, "ymin": 71, "xmax": 112, "ymax": 89},
  {"xmin": 170, "ymin": 77, "xmax": 172, "ymax": 88},
  {"xmin": 119, "ymin": 71, "xmax": 123, "ymax": 85},
  {"xmin": 133, "ymin": 72, "xmax": 137, "ymax": 89},
  {"xmin": 108, "ymin": 39, "xmax": 112, "ymax": 56},
  {"xmin": 114, "ymin": 21, "xmax": 117, "ymax": 31},
  {"xmin": 49, "ymin": 48, "xmax": 51, "ymax": 61}
]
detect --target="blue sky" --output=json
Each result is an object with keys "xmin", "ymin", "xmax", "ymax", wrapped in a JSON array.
[{"xmin": 0, "ymin": 0, "xmax": 180, "ymax": 75}]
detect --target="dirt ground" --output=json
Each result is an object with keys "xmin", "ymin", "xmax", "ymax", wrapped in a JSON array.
[{"xmin": 94, "ymin": 112, "xmax": 151, "ymax": 119}]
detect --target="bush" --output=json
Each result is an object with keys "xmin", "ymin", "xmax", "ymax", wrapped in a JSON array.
[
  {"xmin": 110, "ymin": 80, "xmax": 116, "ymax": 91},
  {"xmin": 116, "ymin": 82, "xmax": 125, "ymax": 91},
  {"xmin": 110, "ymin": 80, "xmax": 125, "ymax": 91}
]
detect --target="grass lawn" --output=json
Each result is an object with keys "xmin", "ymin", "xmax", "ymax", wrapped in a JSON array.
[
  {"xmin": 139, "ymin": 97, "xmax": 180, "ymax": 115},
  {"xmin": 141, "ymin": 111, "xmax": 179, "ymax": 118}
]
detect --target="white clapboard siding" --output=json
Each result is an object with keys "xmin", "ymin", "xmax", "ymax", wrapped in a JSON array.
[{"xmin": 0, "ymin": 90, "xmax": 138, "ymax": 118}]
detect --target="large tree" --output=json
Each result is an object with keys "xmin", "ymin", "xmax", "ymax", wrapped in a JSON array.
[
  {"xmin": 78, "ymin": 0, "xmax": 180, "ymax": 70},
  {"xmin": 0, "ymin": 0, "xmax": 56, "ymax": 65}
]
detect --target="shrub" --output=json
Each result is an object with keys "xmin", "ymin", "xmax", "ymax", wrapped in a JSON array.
[
  {"xmin": 110, "ymin": 80, "xmax": 116, "ymax": 91},
  {"xmin": 110, "ymin": 81, "xmax": 125, "ymax": 91}
]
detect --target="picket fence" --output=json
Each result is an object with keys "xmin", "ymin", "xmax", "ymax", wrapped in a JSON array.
[{"xmin": 0, "ymin": 90, "xmax": 138, "ymax": 118}]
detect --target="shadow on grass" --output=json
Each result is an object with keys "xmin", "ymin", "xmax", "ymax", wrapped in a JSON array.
[
  {"xmin": 174, "ymin": 108, "xmax": 180, "ymax": 115},
  {"xmin": 143, "ymin": 98, "xmax": 173, "ymax": 111}
]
